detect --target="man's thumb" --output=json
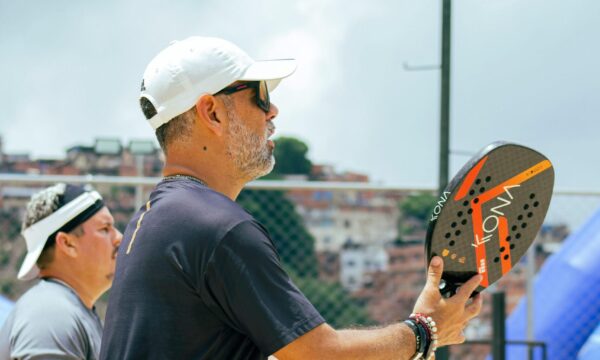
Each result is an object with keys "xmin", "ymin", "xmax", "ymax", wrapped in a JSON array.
[{"xmin": 426, "ymin": 256, "xmax": 443, "ymax": 289}]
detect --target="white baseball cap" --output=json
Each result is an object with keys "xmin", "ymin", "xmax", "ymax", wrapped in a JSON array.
[{"xmin": 140, "ymin": 36, "xmax": 297, "ymax": 130}]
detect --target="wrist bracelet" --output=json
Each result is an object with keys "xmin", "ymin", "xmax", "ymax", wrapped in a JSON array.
[
  {"xmin": 410, "ymin": 314, "xmax": 439, "ymax": 360},
  {"xmin": 403, "ymin": 320, "xmax": 424, "ymax": 360},
  {"xmin": 415, "ymin": 321, "xmax": 430, "ymax": 359}
]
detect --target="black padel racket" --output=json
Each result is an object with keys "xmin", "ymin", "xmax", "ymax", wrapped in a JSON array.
[{"xmin": 426, "ymin": 141, "xmax": 554, "ymax": 297}]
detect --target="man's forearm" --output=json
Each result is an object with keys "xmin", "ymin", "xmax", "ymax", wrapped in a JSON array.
[
  {"xmin": 335, "ymin": 323, "xmax": 416, "ymax": 359},
  {"xmin": 274, "ymin": 322, "xmax": 418, "ymax": 360}
]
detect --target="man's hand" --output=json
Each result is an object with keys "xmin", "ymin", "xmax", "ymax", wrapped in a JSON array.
[
  {"xmin": 412, "ymin": 256, "xmax": 483, "ymax": 346},
  {"xmin": 273, "ymin": 256, "xmax": 482, "ymax": 360}
]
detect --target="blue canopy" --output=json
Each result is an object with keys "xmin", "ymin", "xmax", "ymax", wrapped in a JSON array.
[
  {"xmin": 505, "ymin": 206, "xmax": 600, "ymax": 359},
  {"xmin": 578, "ymin": 323, "xmax": 600, "ymax": 360}
]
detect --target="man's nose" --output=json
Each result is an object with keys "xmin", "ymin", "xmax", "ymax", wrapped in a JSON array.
[
  {"xmin": 267, "ymin": 102, "xmax": 279, "ymax": 120},
  {"xmin": 113, "ymin": 229, "xmax": 123, "ymax": 246}
]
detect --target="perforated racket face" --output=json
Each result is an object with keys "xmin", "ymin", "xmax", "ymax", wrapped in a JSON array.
[{"xmin": 426, "ymin": 142, "xmax": 554, "ymax": 296}]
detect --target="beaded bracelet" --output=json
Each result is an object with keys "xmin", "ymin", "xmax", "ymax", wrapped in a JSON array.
[{"xmin": 410, "ymin": 313, "xmax": 439, "ymax": 360}]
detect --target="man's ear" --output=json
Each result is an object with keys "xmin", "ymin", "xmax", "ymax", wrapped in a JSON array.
[
  {"xmin": 54, "ymin": 232, "xmax": 78, "ymax": 258},
  {"xmin": 195, "ymin": 95, "xmax": 225, "ymax": 136}
]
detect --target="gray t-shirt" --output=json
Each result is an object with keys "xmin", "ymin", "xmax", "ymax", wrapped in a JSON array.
[{"xmin": 0, "ymin": 279, "xmax": 103, "ymax": 360}]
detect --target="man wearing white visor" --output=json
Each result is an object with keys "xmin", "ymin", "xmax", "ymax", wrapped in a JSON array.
[
  {"xmin": 0, "ymin": 183, "xmax": 122, "ymax": 360},
  {"xmin": 100, "ymin": 37, "xmax": 481, "ymax": 360}
]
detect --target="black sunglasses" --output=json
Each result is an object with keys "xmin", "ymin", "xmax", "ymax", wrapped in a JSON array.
[{"xmin": 215, "ymin": 81, "xmax": 270, "ymax": 112}]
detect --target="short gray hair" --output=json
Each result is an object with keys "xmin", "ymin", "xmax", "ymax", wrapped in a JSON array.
[
  {"xmin": 155, "ymin": 107, "xmax": 197, "ymax": 154},
  {"xmin": 22, "ymin": 183, "xmax": 66, "ymax": 231}
]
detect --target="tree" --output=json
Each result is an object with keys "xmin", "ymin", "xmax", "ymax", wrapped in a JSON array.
[
  {"xmin": 288, "ymin": 268, "xmax": 372, "ymax": 328},
  {"xmin": 271, "ymin": 137, "xmax": 312, "ymax": 177},
  {"xmin": 237, "ymin": 189, "xmax": 318, "ymax": 277},
  {"xmin": 400, "ymin": 192, "xmax": 437, "ymax": 222},
  {"xmin": 237, "ymin": 190, "xmax": 373, "ymax": 326},
  {"xmin": 397, "ymin": 192, "xmax": 437, "ymax": 239}
]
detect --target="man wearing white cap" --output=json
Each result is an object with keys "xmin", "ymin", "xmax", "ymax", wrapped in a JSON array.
[
  {"xmin": 100, "ymin": 37, "xmax": 481, "ymax": 360},
  {"xmin": 0, "ymin": 183, "xmax": 122, "ymax": 360}
]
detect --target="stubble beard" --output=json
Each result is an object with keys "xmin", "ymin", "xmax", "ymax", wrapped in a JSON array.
[{"xmin": 223, "ymin": 97, "xmax": 275, "ymax": 181}]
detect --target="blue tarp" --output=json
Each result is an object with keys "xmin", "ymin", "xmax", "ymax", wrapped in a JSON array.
[
  {"xmin": 579, "ymin": 323, "xmax": 600, "ymax": 360},
  {"xmin": 505, "ymin": 206, "xmax": 600, "ymax": 360}
]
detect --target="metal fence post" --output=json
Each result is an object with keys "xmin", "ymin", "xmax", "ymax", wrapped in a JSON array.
[
  {"xmin": 492, "ymin": 292, "xmax": 506, "ymax": 360},
  {"xmin": 526, "ymin": 239, "xmax": 537, "ymax": 360}
]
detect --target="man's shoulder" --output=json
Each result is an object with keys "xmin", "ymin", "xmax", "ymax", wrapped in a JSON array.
[
  {"xmin": 150, "ymin": 180, "xmax": 254, "ymax": 228},
  {"xmin": 1, "ymin": 282, "xmax": 95, "ymax": 359},
  {"xmin": 15, "ymin": 281, "xmax": 85, "ymax": 320},
  {"xmin": 7, "ymin": 282, "xmax": 88, "ymax": 338}
]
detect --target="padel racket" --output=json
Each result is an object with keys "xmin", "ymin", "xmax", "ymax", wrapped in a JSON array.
[{"xmin": 425, "ymin": 141, "xmax": 554, "ymax": 297}]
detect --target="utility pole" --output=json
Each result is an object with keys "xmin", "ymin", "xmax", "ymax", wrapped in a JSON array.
[
  {"xmin": 437, "ymin": 2, "xmax": 452, "ymax": 359},
  {"xmin": 439, "ymin": 0, "xmax": 451, "ymax": 193}
]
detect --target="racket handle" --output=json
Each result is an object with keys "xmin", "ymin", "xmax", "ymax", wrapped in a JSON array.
[
  {"xmin": 438, "ymin": 279, "xmax": 456, "ymax": 298},
  {"xmin": 439, "ymin": 279, "xmax": 480, "ymax": 298}
]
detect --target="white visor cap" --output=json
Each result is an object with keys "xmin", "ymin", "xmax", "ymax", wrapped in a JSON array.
[
  {"xmin": 140, "ymin": 36, "xmax": 297, "ymax": 130},
  {"xmin": 18, "ymin": 191, "xmax": 102, "ymax": 281}
]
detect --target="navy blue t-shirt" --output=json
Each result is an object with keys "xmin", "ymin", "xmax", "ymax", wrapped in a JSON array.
[{"xmin": 100, "ymin": 178, "xmax": 324, "ymax": 360}]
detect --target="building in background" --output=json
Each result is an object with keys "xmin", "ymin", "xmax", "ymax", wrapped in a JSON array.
[
  {"xmin": 288, "ymin": 167, "xmax": 400, "ymax": 291},
  {"xmin": 339, "ymin": 242, "xmax": 388, "ymax": 291}
]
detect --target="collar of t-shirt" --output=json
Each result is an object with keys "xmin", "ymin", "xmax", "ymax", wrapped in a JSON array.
[{"xmin": 41, "ymin": 277, "xmax": 99, "ymax": 314}]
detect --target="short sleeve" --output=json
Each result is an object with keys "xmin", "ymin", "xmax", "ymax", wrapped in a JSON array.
[
  {"xmin": 204, "ymin": 220, "xmax": 325, "ymax": 355},
  {"xmin": 6, "ymin": 311, "xmax": 89, "ymax": 360}
]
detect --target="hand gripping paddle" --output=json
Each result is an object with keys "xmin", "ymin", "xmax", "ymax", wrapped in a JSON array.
[{"xmin": 425, "ymin": 142, "xmax": 554, "ymax": 297}]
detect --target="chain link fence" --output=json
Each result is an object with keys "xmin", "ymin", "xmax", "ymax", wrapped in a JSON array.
[{"xmin": 1, "ymin": 175, "xmax": 599, "ymax": 359}]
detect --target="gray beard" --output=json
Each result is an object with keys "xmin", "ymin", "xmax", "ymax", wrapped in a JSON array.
[{"xmin": 222, "ymin": 96, "xmax": 275, "ymax": 181}]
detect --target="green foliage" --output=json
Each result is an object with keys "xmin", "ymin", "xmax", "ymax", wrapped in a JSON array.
[
  {"xmin": 272, "ymin": 137, "xmax": 312, "ymax": 176},
  {"xmin": 398, "ymin": 221, "xmax": 420, "ymax": 237},
  {"xmin": 7, "ymin": 222, "xmax": 20, "ymax": 240},
  {"xmin": 0, "ymin": 280, "xmax": 14, "ymax": 296},
  {"xmin": 399, "ymin": 192, "xmax": 437, "ymax": 222},
  {"xmin": 0, "ymin": 250, "xmax": 10, "ymax": 267},
  {"xmin": 110, "ymin": 185, "xmax": 120, "ymax": 198},
  {"xmin": 397, "ymin": 192, "xmax": 437, "ymax": 238},
  {"xmin": 15, "ymin": 250, "xmax": 26, "ymax": 273},
  {"xmin": 288, "ymin": 269, "xmax": 372, "ymax": 328},
  {"xmin": 237, "ymin": 189, "xmax": 318, "ymax": 277},
  {"xmin": 0, "ymin": 209, "xmax": 21, "ymax": 241}
]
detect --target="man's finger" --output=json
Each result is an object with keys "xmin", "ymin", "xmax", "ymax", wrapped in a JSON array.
[
  {"xmin": 465, "ymin": 293, "xmax": 483, "ymax": 319},
  {"xmin": 453, "ymin": 273, "xmax": 482, "ymax": 302},
  {"xmin": 426, "ymin": 256, "xmax": 444, "ymax": 290},
  {"xmin": 454, "ymin": 332, "xmax": 466, "ymax": 345}
]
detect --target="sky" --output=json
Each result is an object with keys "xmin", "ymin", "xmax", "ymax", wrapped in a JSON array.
[{"xmin": 0, "ymin": 0, "xmax": 599, "ymax": 191}]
